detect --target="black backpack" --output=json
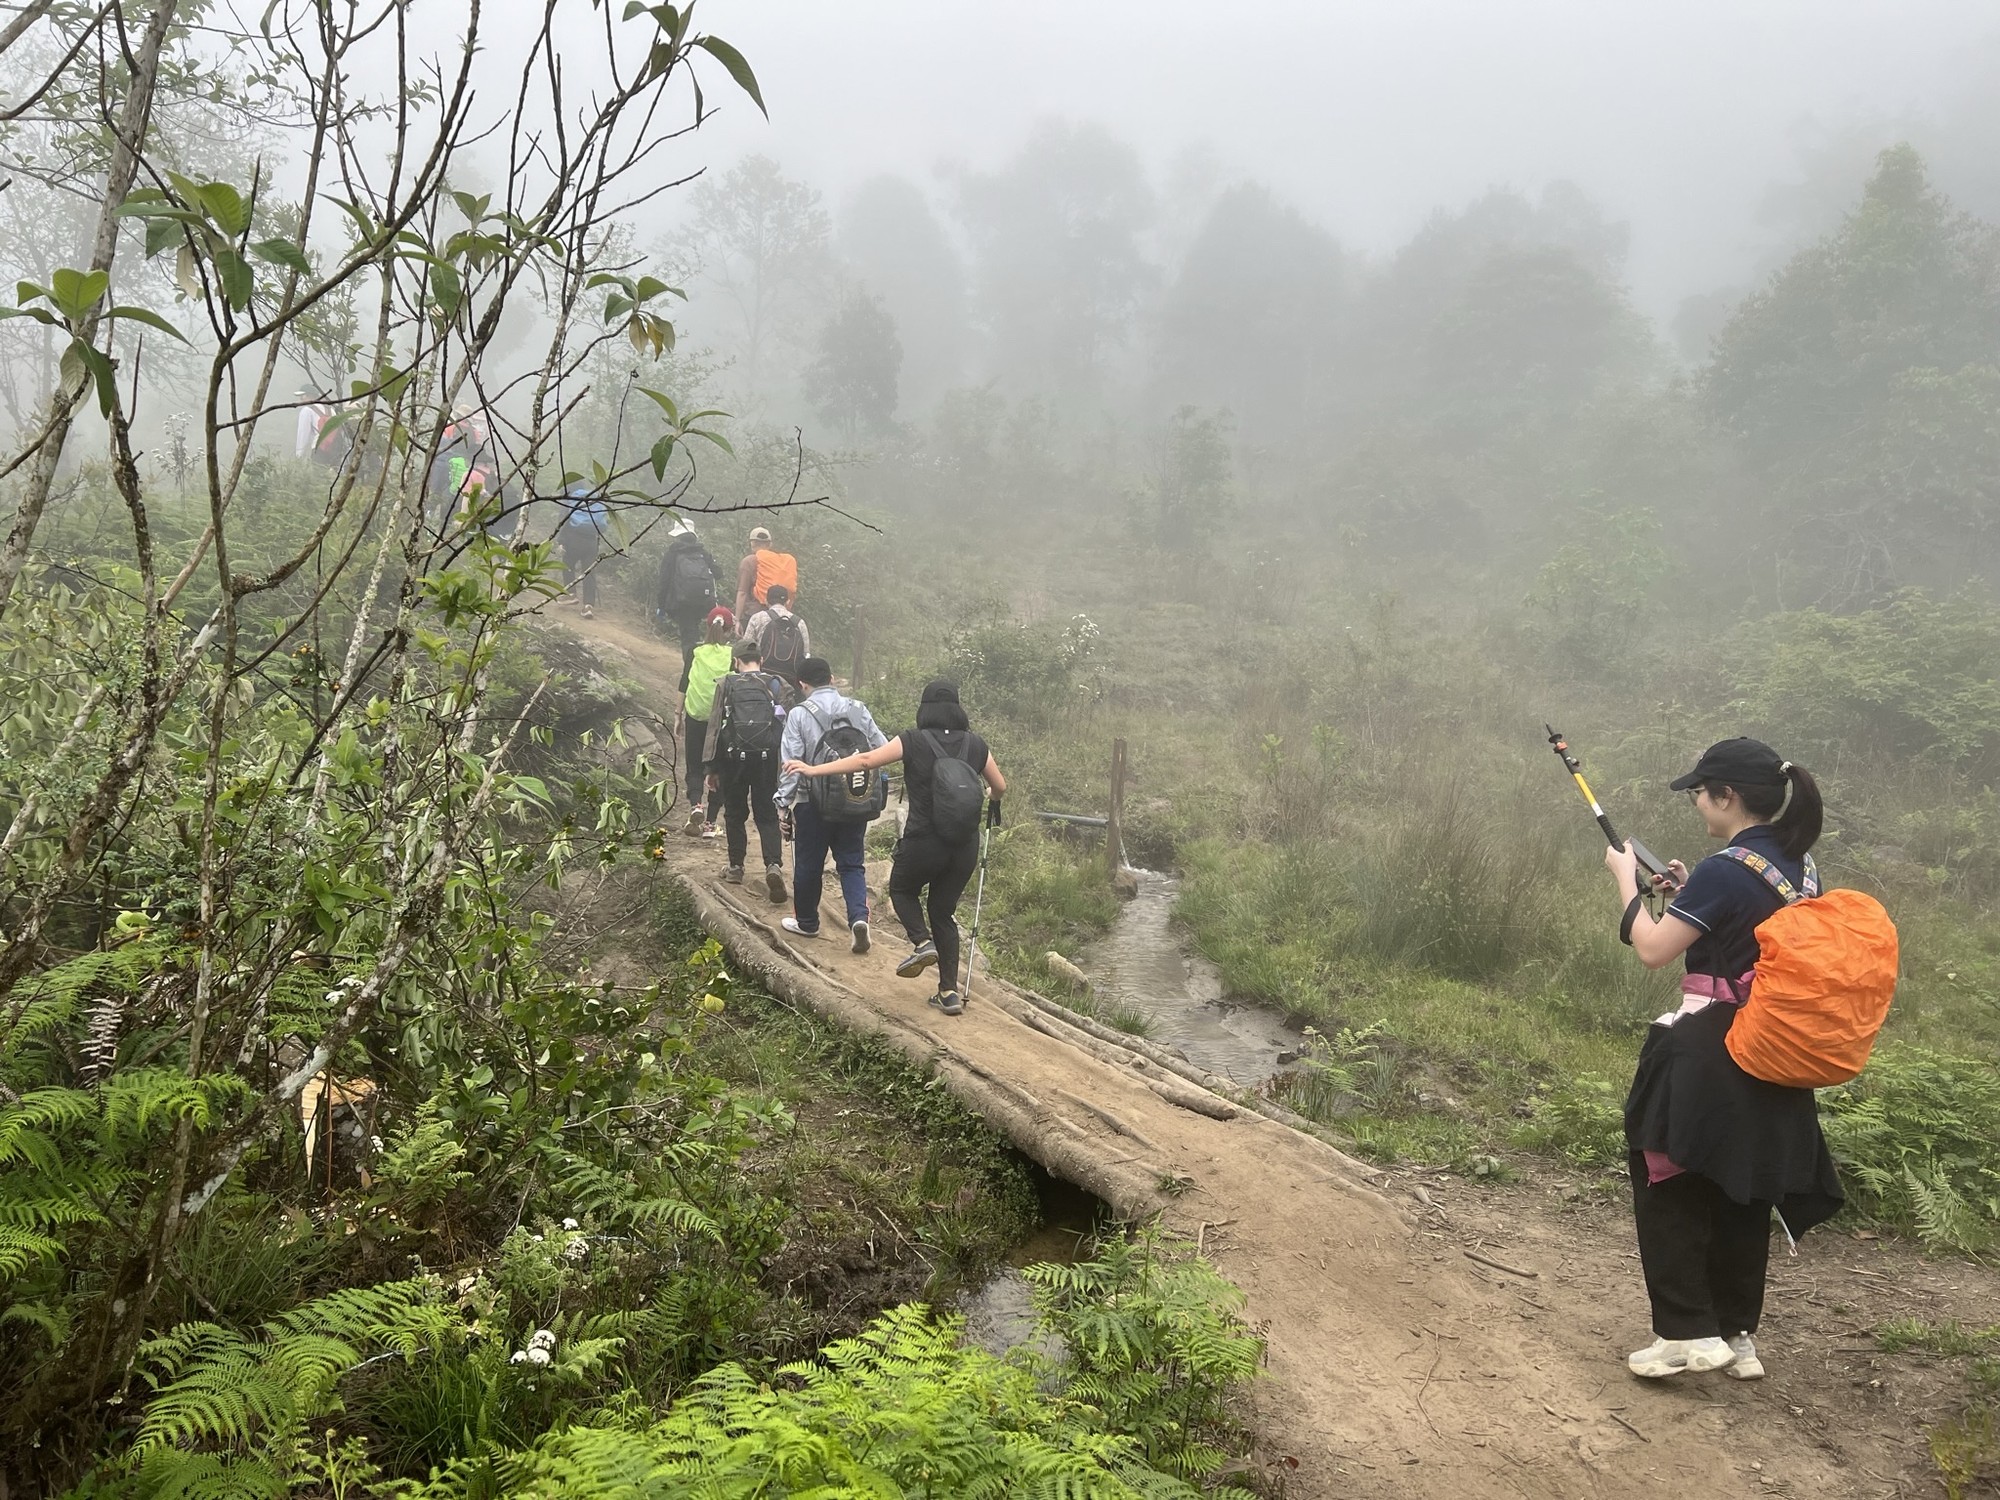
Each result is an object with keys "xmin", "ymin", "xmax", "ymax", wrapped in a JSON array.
[
  {"xmin": 660, "ymin": 541, "xmax": 717, "ymax": 616},
  {"xmin": 717, "ymin": 672, "xmax": 786, "ymax": 762},
  {"xmin": 920, "ymin": 730, "xmax": 985, "ymax": 844},
  {"xmin": 803, "ymin": 701, "xmax": 889, "ymax": 822},
  {"xmin": 761, "ymin": 610, "xmax": 807, "ymax": 681}
]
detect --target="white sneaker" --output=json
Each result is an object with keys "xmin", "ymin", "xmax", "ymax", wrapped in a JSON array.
[
  {"xmin": 1723, "ymin": 1332, "xmax": 1764, "ymax": 1380},
  {"xmin": 850, "ymin": 920, "xmax": 870, "ymax": 955},
  {"xmin": 1627, "ymin": 1336, "xmax": 1736, "ymax": 1378},
  {"xmin": 780, "ymin": 916, "xmax": 820, "ymax": 939}
]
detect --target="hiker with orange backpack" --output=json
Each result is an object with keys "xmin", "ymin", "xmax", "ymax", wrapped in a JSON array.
[
  {"xmin": 1604, "ymin": 736, "xmax": 1894, "ymax": 1384},
  {"xmin": 733, "ymin": 524, "xmax": 798, "ymax": 624}
]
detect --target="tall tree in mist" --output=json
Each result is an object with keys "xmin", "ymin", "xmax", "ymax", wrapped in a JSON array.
[
  {"xmin": 953, "ymin": 120, "xmax": 1154, "ymax": 397},
  {"xmin": 1705, "ymin": 144, "xmax": 2000, "ymax": 600},
  {"xmin": 1152, "ymin": 183, "xmax": 1346, "ymax": 456},
  {"xmin": 1357, "ymin": 183, "xmax": 1648, "ymax": 436},
  {"xmin": 837, "ymin": 175, "xmax": 966, "ymax": 419},
  {"xmin": 804, "ymin": 291, "xmax": 903, "ymax": 442},
  {"xmin": 673, "ymin": 155, "xmax": 836, "ymax": 397}
]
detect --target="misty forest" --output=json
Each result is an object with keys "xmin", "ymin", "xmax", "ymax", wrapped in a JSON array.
[{"xmin": 1, "ymin": 0, "xmax": 1998, "ymax": 1495}]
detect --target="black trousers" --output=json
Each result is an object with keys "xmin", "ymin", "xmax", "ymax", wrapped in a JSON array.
[
  {"xmin": 682, "ymin": 715, "xmax": 709, "ymax": 813},
  {"xmin": 1631, "ymin": 1166, "xmax": 1772, "ymax": 1340},
  {"xmin": 888, "ymin": 832, "xmax": 979, "ymax": 991},
  {"xmin": 720, "ymin": 756, "xmax": 781, "ymax": 870}
]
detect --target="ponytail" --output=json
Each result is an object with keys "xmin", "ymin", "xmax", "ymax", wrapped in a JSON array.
[
  {"xmin": 1770, "ymin": 762, "xmax": 1823, "ymax": 860},
  {"xmin": 1731, "ymin": 761, "xmax": 1823, "ymax": 859}
]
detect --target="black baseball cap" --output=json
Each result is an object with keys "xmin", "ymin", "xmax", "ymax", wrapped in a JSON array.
[{"xmin": 1669, "ymin": 737, "xmax": 1789, "ymax": 791}]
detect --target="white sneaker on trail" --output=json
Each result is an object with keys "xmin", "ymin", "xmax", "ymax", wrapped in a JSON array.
[
  {"xmin": 1724, "ymin": 1333, "xmax": 1764, "ymax": 1380},
  {"xmin": 765, "ymin": 865, "xmax": 787, "ymax": 903},
  {"xmin": 850, "ymin": 920, "xmax": 870, "ymax": 955},
  {"xmin": 1627, "ymin": 1336, "xmax": 1736, "ymax": 1378},
  {"xmin": 780, "ymin": 916, "xmax": 820, "ymax": 939}
]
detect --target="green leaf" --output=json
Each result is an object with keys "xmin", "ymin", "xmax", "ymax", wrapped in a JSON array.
[
  {"xmin": 649, "ymin": 434, "xmax": 676, "ymax": 480},
  {"xmin": 144, "ymin": 218, "xmax": 181, "ymax": 260},
  {"xmin": 49, "ymin": 268, "xmax": 109, "ymax": 323},
  {"xmin": 213, "ymin": 250, "xmax": 253, "ymax": 312},
  {"xmin": 107, "ymin": 305, "xmax": 189, "ymax": 343},
  {"xmin": 429, "ymin": 261, "xmax": 461, "ymax": 318},
  {"xmin": 694, "ymin": 35, "xmax": 766, "ymax": 117},
  {"xmin": 193, "ymin": 181, "xmax": 249, "ymax": 238},
  {"xmin": 74, "ymin": 340, "xmax": 117, "ymax": 417},
  {"xmin": 637, "ymin": 386, "xmax": 678, "ymax": 423},
  {"xmin": 450, "ymin": 191, "xmax": 491, "ymax": 223},
  {"xmin": 604, "ymin": 293, "xmax": 632, "ymax": 322},
  {"xmin": 250, "ymin": 239, "xmax": 312, "ymax": 276},
  {"xmin": 0, "ymin": 307, "xmax": 59, "ymax": 328},
  {"xmin": 15, "ymin": 280, "xmax": 48, "ymax": 306}
]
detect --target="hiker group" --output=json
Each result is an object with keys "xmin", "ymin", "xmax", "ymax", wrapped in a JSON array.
[{"xmin": 665, "ymin": 524, "xmax": 1005, "ymax": 1017}]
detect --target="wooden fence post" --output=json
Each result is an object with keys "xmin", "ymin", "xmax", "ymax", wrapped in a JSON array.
[
  {"xmin": 1107, "ymin": 737, "xmax": 1127, "ymax": 878},
  {"xmin": 851, "ymin": 610, "xmax": 867, "ymax": 687}
]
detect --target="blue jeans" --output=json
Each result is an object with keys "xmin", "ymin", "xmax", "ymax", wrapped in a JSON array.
[{"xmin": 792, "ymin": 799, "xmax": 869, "ymax": 931}]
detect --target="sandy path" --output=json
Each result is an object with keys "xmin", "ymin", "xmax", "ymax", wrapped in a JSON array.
[{"xmin": 566, "ymin": 607, "xmax": 1891, "ymax": 1500}]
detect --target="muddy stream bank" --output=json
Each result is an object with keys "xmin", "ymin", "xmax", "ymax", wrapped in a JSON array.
[{"xmin": 962, "ymin": 867, "xmax": 1300, "ymax": 1347}]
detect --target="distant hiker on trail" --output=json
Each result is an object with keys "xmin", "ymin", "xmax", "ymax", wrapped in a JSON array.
[
  {"xmin": 702, "ymin": 637, "xmax": 791, "ymax": 904},
  {"xmin": 656, "ymin": 518, "xmax": 719, "ymax": 668},
  {"xmin": 558, "ymin": 486, "xmax": 610, "ymax": 616},
  {"xmin": 774, "ymin": 656, "xmax": 887, "ymax": 953},
  {"xmin": 1606, "ymin": 736, "xmax": 1843, "ymax": 1384},
  {"xmin": 293, "ymin": 391, "xmax": 345, "ymax": 466},
  {"xmin": 787, "ymin": 678, "xmax": 1004, "ymax": 1017},
  {"xmin": 675, "ymin": 605, "xmax": 735, "ymax": 838},
  {"xmin": 733, "ymin": 524, "xmax": 799, "ymax": 624},
  {"xmin": 745, "ymin": 583, "xmax": 810, "ymax": 692}
]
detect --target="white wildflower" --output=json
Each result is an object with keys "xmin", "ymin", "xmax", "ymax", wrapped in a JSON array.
[
  {"xmin": 510, "ymin": 1350, "xmax": 529, "ymax": 1365},
  {"xmin": 525, "ymin": 1346, "xmax": 551, "ymax": 1366},
  {"xmin": 562, "ymin": 1236, "xmax": 588, "ymax": 1263},
  {"xmin": 529, "ymin": 1328, "xmax": 556, "ymax": 1351},
  {"xmin": 561, "ymin": 1217, "xmax": 579, "ymax": 1230}
]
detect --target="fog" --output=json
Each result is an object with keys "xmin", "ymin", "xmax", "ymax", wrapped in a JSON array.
[{"xmin": 679, "ymin": 0, "xmax": 2000, "ymax": 322}]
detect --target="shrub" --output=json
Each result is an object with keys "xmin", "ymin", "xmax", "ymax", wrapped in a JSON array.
[
  {"xmin": 1821, "ymin": 1044, "xmax": 2000, "ymax": 1252},
  {"xmin": 1514, "ymin": 1074, "xmax": 1627, "ymax": 1169}
]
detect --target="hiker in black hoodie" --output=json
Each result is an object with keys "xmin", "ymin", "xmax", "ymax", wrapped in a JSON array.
[{"xmin": 787, "ymin": 679, "xmax": 1004, "ymax": 1016}]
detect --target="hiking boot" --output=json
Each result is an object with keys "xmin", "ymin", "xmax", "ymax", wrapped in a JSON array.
[
  {"xmin": 929, "ymin": 989, "xmax": 964, "ymax": 1017},
  {"xmin": 850, "ymin": 919, "xmax": 870, "ymax": 955},
  {"xmin": 765, "ymin": 865, "xmax": 787, "ymax": 903},
  {"xmin": 1723, "ymin": 1333, "xmax": 1764, "ymax": 1380},
  {"xmin": 682, "ymin": 811, "xmax": 705, "ymax": 836},
  {"xmin": 579, "ymin": 605, "xmax": 594, "ymax": 618},
  {"xmin": 896, "ymin": 941, "xmax": 939, "ymax": 979},
  {"xmin": 780, "ymin": 916, "xmax": 820, "ymax": 939},
  {"xmin": 721, "ymin": 865, "xmax": 744, "ymax": 885},
  {"xmin": 1627, "ymin": 1336, "xmax": 1735, "ymax": 1378}
]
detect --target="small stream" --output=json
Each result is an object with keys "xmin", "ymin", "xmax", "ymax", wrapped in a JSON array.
[
  {"xmin": 1076, "ymin": 868, "xmax": 1301, "ymax": 1087},
  {"xmin": 960, "ymin": 870, "xmax": 1299, "ymax": 1352}
]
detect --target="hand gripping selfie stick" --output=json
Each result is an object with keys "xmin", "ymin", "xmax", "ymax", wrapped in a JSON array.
[
  {"xmin": 961, "ymin": 797, "xmax": 1001, "ymax": 999},
  {"xmin": 1545, "ymin": 725, "xmax": 1678, "ymax": 892}
]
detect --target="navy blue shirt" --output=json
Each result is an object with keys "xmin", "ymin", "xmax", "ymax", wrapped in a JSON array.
[{"xmin": 1666, "ymin": 822, "xmax": 1807, "ymax": 980}]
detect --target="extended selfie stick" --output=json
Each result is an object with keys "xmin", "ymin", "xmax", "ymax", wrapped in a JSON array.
[{"xmin": 1545, "ymin": 725, "xmax": 1678, "ymax": 891}]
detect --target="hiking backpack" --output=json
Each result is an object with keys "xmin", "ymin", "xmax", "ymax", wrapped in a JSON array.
[
  {"xmin": 1718, "ymin": 846, "xmax": 1899, "ymax": 1089},
  {"xmin": 920, "ymin": 729, "xmax": 985, "ymax": 844},
  {"xmin": 803, "ymin": 702, "xmax": 889, "ymax": 822},
  {"xmin": 716, "ymin": 672, "xmax": 787, "ymax": 763},
  {"xmin": 661, "ymin": 542, "xmax": 717, "ymax": 616},
  {"xmin": 761, "ymin": 611, "xmax": 807, "ymax": 682}
]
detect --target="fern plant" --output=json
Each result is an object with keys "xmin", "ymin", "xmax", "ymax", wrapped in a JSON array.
[
  {"xmin": 1821, "ymin": 1043, "xmax": 2000, "ymax": 1252},
  {"xmin": 1023, "ymin": 1229, "xmax": 1264, "ymax": 1488}
]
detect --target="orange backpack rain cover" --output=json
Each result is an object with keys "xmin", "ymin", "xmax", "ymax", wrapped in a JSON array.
[{"xmin": 1726, "ymin": 888, "xmax": 1899, "ymax": 1089}]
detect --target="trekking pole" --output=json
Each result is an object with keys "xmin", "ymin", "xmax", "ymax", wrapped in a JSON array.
[
  {"xmin": 1545, "ymin": 725, "xmax": 1679, "ymax": 891},
  {"xmin": 961, "ymin": 797, "xmax": 1001, "ymax": 999}
]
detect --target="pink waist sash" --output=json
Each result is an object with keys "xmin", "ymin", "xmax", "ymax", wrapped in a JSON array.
[{"xmin": 1644, "ymin": 971, "xmax": 1756, "ymax": 1184}]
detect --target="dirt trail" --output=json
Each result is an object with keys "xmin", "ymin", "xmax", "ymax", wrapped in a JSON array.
[{"xmin": 567, "ymin": 608, "xmax": 1926, "ymax": 1500}]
